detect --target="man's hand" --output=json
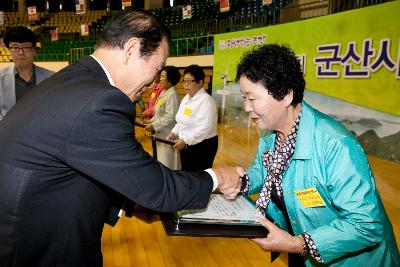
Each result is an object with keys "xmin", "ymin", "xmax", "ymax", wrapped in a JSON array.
[
  {"xmin": 251, "ymin": 217, "xmax": 303, "ymax": 254},
  {"xmin": 212, "ymin": 166, "xmax": 245, "ymax": 200}
]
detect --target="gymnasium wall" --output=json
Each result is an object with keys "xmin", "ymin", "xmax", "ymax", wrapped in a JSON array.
[
  {"xmin": 212, "ymin": 1, "xmax": 400, "ymax": 161},
  {"xmin": 213, "ymin": 1, "xmax": 399, "ymax": 115}
]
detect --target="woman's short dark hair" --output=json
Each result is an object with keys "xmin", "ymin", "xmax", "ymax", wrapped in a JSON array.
[
  {"xmin": 162, "ymin": 66, "xmax": 181, "ymax": 86},
  {"xmin": 3, "ymin": 26, "xmax": 36, "ymax": 48},
  {"xmin": 236, "ymin": 44, "xmax": 305, "ymax": 105},
  {"xmin": 97, "ymin": 9, "xmax": 170, "ymax": 58},
  {"xmin": 183, "ymin": 64, "xmax": 205, "ymax": 82}
]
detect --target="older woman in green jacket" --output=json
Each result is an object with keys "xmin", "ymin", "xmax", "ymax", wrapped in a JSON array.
[{"xmin": 236, "ymin": 44, "xmax": 399, "ymax": 266}]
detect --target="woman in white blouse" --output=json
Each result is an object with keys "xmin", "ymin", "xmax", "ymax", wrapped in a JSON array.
[
  {"xmin": 166, "ymin": 65, "xmax": 218, "ymax": 171},
  {"xmin": 145, "ymin": 66, "xmax": 182, "ymax": 170}
]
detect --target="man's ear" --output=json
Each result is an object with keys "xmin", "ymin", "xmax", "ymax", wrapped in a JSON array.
[
  {"xmin": 123, "ymin": 37, "xmax": 141, "ymax": 64},
  {"xmin": 283, "ymin": 90, "xmax": 294, "ymax": 107}
]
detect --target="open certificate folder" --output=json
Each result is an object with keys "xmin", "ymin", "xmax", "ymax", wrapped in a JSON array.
[
  {"xmin": 160, "ymin": 194, "xmax": 268, "ymax": 238},
  {"xmin": 177, "ymin": 194, "xmax": 262, "ymax": 225}
]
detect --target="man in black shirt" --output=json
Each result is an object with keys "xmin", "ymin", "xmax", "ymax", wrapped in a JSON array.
[{"xmin": 0, "ymin": 26, "xmax": 54, "ymax": 120}]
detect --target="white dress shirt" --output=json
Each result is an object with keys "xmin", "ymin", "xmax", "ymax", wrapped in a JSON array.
[
  {"xmin": 90, "ymin": 55, "xmax": 115, "ymax": 86},
  {"xmin": 171, "ymin": 88, "xmax": 217, "ymax": 146}
]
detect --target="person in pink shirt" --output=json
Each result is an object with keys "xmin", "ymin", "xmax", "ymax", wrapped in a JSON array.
[{"xmin": 143, "ymin": 73, "xmax": 163, "ymax": 119}]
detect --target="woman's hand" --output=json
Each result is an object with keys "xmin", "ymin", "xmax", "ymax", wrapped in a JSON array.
[
  {"xmin": 173, "ymin": 138, "xmax": 186, "ymax": 151},
  {"xmin": 166, "ymin": 132, "xmax": 175, "ymax": 141},
  {"xmin": 144, "ymin": 123, "xmax": 154, "ymax": 133},
  {"xmin": 251, "ymin": 217, "xmax": 303, "ymax": 254},
  {"xmin": 141, "ymin": 112, "xmax": 150, "ymax": 121}
]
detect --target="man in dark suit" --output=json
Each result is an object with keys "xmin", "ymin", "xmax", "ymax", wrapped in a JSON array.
[{"xmin": 0, "ymin": 10, "xmax": 242, "ymax": 266}]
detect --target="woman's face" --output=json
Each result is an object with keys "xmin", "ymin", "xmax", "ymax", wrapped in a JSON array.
[
  {"xmin": 240, "ymin": 76, "xmax": 290, "ymax": 132},
  {"xmin": 159, "ymin": 70, "xmax": 171, "ymax": 90},
  {"xmin": 183, "ymin": 73, "xmax": 202, "ymax": 97}
]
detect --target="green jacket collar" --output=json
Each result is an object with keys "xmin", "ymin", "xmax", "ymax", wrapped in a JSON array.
[
  {"xmin": 292, "ymin": 101, "xmax": 314, "ymax": 160},
  {"xmin": 259, "ymin": 100, "xmax": 315, "ymax": 160}
]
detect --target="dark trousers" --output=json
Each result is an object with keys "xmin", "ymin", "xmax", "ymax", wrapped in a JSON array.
[
  {"xmin": 180, "ymin": 135, "xmax": 218, "ymax": 171},
  {"xmin": 288, "ymin": 253, "xmax": 306, "ymax": 267}
]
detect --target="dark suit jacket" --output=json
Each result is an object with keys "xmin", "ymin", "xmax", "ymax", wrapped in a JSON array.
[{"xmin": 0, "ymin": 56, "xmax": 213, "ymax": 266}]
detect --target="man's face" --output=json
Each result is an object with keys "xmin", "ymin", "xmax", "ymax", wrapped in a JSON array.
[
  {"xmin": 128, "ymin": 39, "xmax": 169, "ymax": 101},
  {"xmin": 8, "ymin": 42, "xmax": 36, "ymax": 68}
]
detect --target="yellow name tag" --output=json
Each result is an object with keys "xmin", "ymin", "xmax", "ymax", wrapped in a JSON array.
[
  {"xmin": 295, "ymin": 187, "xmax": 326, "ymax": 208},
  {"xmin": 151, "ymin": 92, "xmax": 156, "ymax": 98},
  {"xmin": 183, "ymin": 108, "xmax": 192, "ymax": 116},
  {"xmin": 156, "ymin": 99, "xmax": 164, "ymax": 105}
]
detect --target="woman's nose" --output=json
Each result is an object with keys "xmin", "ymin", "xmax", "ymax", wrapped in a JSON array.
[{"xmin": 243, "ymin": 100, "xmax": 252, "ymax": 113}]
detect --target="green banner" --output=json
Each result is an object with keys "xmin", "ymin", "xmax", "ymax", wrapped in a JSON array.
[{"xmin": 213, "ymin": 1, "xmax": 400, "ymax": 115}]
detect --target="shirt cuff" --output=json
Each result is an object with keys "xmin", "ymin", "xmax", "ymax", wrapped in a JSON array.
[
  {"xmin": 303, "ymin": 232, "xmax": 324, "ymax": 263},
  {"xmin": 241, "ymin": 173, "xmax": 250, "ymax": 194},
  {"xmin": 205, "ymin": 169, "xmax": 218, "ymax": 191}
]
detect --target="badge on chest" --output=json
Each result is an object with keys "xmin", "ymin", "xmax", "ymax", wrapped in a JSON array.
[
  {"xmin": 184, "ymin": 108, "xmax": 192, "ymax": 116},
  {"xmin": 295, "ymin": 187, "xmax": 326, "ymax": 208}
]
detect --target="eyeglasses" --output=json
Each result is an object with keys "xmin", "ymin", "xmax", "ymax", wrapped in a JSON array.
[
  {"xmin": 9, "ymin": 46, "xmax": 34, "ymax": 53},
  {"xmin": 182, "ymin": 79, "xmax": 197, "ymax": 84}
]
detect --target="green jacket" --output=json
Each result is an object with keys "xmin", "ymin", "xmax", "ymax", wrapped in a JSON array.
[{"xmin": 246, "ymin": 101, "xmax": 399, "ymax": 266}]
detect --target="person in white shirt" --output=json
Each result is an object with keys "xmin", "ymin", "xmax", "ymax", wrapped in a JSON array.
[
  {"xmin": 167, "ymin": 64, "xmax": 218, "ymax": 171},
  {"xmin": 145, "ymin": 66, "xmax": 181, "ymax": 169}
]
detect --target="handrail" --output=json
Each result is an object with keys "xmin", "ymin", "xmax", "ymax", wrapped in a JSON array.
[
  {"xmin": 169, "ymin": 34, "xmax": 214, "ymax": 57},
  {"xmin": 135, "ymin": 121, "xmax": 176, "ymax": 160}
]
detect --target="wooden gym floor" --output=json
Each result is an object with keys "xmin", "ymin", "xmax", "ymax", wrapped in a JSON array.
[{"xmin": 101, "ymin": 124, "xmax": 399, "ymax": 267}]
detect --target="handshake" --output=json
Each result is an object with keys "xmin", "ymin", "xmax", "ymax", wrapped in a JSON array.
[{"xmin": 212, "ymin": 166, "xmax": 245, "ymax": 200}]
